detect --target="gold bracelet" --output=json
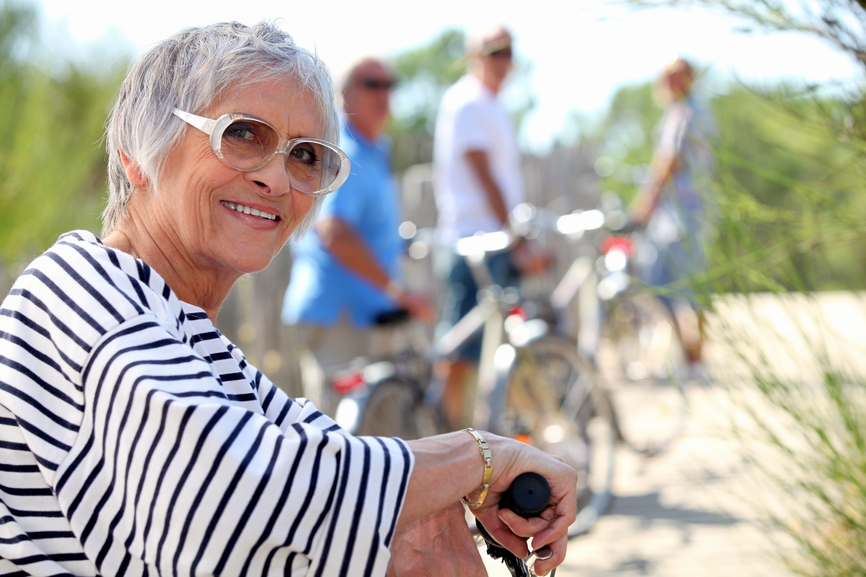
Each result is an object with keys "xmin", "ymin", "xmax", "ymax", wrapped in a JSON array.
[{"xmin": 461, "ymin": 428, "xmax": 492, "ymax": 509}]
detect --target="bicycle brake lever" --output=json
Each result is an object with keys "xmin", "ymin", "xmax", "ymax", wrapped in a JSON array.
[
  {"xmin": 478, "ymin": 525, "xmax": 556, "ymax": 577},
  {"xmin": 528, "ymin": 546, "xmax": 553, "ymax": 562},
  {"xmin": 476, "ymin": 521, "xmax": 530, "ymax": 577},
  {"xmin": 525, "ymin": 546, "xmax": 554, "ymax": 575}
]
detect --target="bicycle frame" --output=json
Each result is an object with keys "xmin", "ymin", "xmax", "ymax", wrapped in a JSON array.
[
  {"xmin": 332, "ymin": 226, "xmax": 558, "ymax": 435},
  {"xmin": 513, "ymin": 203, "xmax": 646, "ymax": 363},
  {"xmin": 516, "ymin": 202, "xmax": 691, "ymax": 456},
  {"xmin": 333, "ymin": 211, "xmax": 618, "ymax": 544},
  {"xmin": 425, "ymin": 232, "xmax": 552, "ymax": 432}
]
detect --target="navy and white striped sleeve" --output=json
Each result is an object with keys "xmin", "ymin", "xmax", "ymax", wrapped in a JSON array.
[
  {"xmin": 55, "ymin": 315, "xmax": 414, "ymax": 576},
  {"xmin": 0, "ymin": 232, "xmax": 414, "ymax": 576}
]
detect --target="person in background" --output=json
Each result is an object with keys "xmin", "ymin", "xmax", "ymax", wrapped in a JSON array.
[
  {"xmin": 432, "ymin": 24, "xmax": 550, "ymax": 428},
  {"xmin": 0, "ymin": 21, "xmax": 576, "ymax": 577},
  {"xmin": 630, "ymin": 56, "xmax": 717, "ymax": 380},
  {"xmin": 282, "ymin": 57, "xmax": 434, "ymax": 417}
]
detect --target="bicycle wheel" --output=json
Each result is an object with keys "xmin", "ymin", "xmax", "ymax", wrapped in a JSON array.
[
  {"xmin": 600, "ymin": 291, "xmax": 689, "ymax": 456},
  {"xmin": 499, "ymin": 336, "xmax": 616, "ymax": 538},
  {"xmin": 355, "ymin": 377, "xmax": 442, "ymax": 440}
]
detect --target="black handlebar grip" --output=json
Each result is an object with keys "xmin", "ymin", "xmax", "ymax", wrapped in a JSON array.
[{"xmin": 499, "ymin": 472, "xmax": 550, "ymax": 518}]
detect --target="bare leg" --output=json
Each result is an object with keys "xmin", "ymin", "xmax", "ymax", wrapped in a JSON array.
[
  {"xmin": 672, "ymin": 304, "xmax": 711, "ymax": 382},
  {"xmin": 672, "ymin": 303, "xmax": 704, "ymax": 363},
  {"xmin": 682, "ymin": 309, "xmax": 706, "ymax": 363}
]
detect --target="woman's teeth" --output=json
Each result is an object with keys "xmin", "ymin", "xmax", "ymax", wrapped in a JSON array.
[{"xmin": 222, "ymin": 201, "xmax": 277, "ymax": 221}]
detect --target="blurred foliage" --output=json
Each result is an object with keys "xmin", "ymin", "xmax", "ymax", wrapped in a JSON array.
[
  {"xmin": 0, "ymin": 0, "xmax": 863, "ymax": 299},
  {"xmin": 590, "ymin": 80, "xmax": 866, "ymax": 292},
  {"xmin": 713, "ymin": 90, "xmax": 866, "ymax": 293},
  {"xmin": 386, "ymin": 28, "xmax": 466, "ymax": 173},
  {"xmin": 709, "ymin": 287, "xmax": 866, "ymax": 577},
  {"xmin": 600, "ymin": 0, "xmax": 866, "ymax": 295},
  {"xmin": 627, "ymin": 0, "xmax": 866, "ymax": 73},
  {"xmin": 611, "ymin": 1, "xmax": 866, "ymax": 575},
  {"xmin": 712, "ymin": 292, "xmax": 866, "ymax": 577},
  {"xmin": 0, "ymin": 0, "xmax": 126, "ymax": 266}
]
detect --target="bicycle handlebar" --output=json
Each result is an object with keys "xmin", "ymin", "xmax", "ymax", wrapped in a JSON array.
[
  {"xmin": 477, "ymin": 472, "xmax": 553, "ymax": 577},
  {"xmin": 454, "ymin": 230, "xmax": 517, "ymax": 259},
  {"xmin": 500, "ymin": 472, "xmax": 551, "ymax": 518},
  {"xmin": 401, "ymin": 203, "xmax": 636, "ymax": 263}
]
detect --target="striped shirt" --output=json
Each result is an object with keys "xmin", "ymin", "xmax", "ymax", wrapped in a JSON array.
[{"xmin": 0, "ymin": 231, "xmax": 413, "ymax": 577}]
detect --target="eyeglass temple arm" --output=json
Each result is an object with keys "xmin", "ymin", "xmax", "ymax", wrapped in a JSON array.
[{"xmin": 172, "ymin": 108, "xmax": 215, "ymax": 135}]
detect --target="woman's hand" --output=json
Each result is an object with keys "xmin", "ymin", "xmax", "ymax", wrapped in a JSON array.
[
  {"xmin": 400, "ymin": 431, "xmax": 576, "ymax": 575},
  {"xmin": 387, "ymin": 502, "xmax": 486, "ymax": 577},
  {"xmin": 470, "ymin": 437, "xmax": 577, "ymax": 576}
]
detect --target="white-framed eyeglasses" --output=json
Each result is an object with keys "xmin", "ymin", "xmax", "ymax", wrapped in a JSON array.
[{"xmin": 172, "ymin": 108, "xmax": 350, "ymax": 196}]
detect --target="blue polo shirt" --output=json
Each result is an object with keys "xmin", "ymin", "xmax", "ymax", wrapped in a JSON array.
[{"xmin": 282, "ymin": 120, "xmax": 402, "ymax": 328}]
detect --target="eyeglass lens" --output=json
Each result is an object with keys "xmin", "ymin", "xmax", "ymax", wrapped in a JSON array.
[{"xmin": 220, "ymin": 118, "xmax": 341, "ymax": 193}]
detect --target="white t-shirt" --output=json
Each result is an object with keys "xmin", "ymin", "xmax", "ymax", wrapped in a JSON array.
[{"xmin": 433, "ymin": 74, "xmax": 525, "ymax": 245}]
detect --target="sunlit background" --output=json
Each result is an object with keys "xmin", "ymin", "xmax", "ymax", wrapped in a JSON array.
[
  {"xmin": 33, "ymin": 0, "xmax": 862, "ymax": 151},
  {"xmin": 6, "ymin": 0, "xmax": 866, "ymax": 367},
  {"xmin": 3, "ymin": 1, "xmax": 866, "ymax": 575}
]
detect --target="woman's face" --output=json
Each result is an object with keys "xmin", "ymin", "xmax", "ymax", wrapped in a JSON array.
[{"xmin": 144, "ymin": 78, "xmax": 323, "ymax": 277}]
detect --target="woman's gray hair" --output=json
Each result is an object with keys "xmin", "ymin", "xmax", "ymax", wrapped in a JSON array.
[{"xmin": 103, "ymin": 20, "xmax": 337, "ymax": 238}]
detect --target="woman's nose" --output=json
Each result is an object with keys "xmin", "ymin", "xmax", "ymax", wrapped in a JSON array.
[{"xmin": 249, "ymin": 153, "xmax": 292, "ymax": 195}]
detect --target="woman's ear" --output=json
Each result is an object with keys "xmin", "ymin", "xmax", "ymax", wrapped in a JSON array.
[{"xmin": 120, "ymin": 150, "xmax": 148, "ymax": 187}]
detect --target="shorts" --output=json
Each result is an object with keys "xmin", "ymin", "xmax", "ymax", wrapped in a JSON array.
[{"xmin": 638, "ymin": 211, "xmax": 710, "ymax": 312}]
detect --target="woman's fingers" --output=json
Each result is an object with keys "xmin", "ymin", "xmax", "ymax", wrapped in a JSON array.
[
  {"xmin": 532, "ymin": 536, "xmax": 568, "ymax": 576},
  {"xmin": 499, "ymin": 507, "xmax": 568, "ymax": 549},
  {"xmin": 473, "ymin": 506, "xmax": 528, "ymax": 557},
  {"xmin": 475, "ymin": 435, "xmax": 578, "ymax": 572},
  {"xmin": 489, "ymin": 509, "xmax": 569, "ymax": 576},
  {"xmin": 497, "ymin": 507, "xmax": 552, "ymax": 537}
]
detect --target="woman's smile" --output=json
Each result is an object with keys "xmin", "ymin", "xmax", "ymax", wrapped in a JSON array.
[{"xmin": 220, "ymin": 200, "xmax": 279, "ymax": 221}]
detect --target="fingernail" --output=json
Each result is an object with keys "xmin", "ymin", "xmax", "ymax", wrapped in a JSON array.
[{"xmin": 533, "ymin": 546, "xmax": 553, "ymax": 560}]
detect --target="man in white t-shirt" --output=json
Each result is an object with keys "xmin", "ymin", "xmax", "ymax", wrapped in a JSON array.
[
  {"xmin": 432, "ymin": 24, "xmax": 549, "ymax": 427},
  {"xmin": 434, "ymin": 26, "xmax": 523, "ymax": 245}
]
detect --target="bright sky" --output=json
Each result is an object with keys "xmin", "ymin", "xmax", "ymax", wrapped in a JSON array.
[{"xmin": 35, "ymin": 0, "xmax": 862, "ymax": 152}]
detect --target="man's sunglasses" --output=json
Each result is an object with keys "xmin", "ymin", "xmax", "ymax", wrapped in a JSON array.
[
  {"xmin": 486, "ymin": 47, "xmax": 512, "ymax": 59},
  {"xmin": 359, "ymin": 78, "xmax": 397, "ymax": 91}
]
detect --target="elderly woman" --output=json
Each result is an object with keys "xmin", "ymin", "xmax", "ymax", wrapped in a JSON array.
[{"xmin": 0, "ymin": 21, "xmax": 575, "ymax": 577}]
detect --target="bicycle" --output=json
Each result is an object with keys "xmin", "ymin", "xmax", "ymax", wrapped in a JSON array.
[
  {"xmin": 512, "ymin": 202, "xmax": 690, "ymax": 458},
  {"xmin": 331, "ymin": 226, "xmax": 617, "ymax": 539}
]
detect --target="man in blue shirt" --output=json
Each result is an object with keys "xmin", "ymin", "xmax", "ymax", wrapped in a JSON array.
[{"xmin": 282, "ymin": 57, "xmax": 433, "ymax": 416}]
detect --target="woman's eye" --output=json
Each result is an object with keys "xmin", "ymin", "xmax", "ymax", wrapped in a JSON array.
[
  {"xmin": 291, "ymin": 143, "xmax": 318, "ymax": 165},
  {"xmin": 225, "ymin": 122, "xmax": 260, "ymax": 143}
]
